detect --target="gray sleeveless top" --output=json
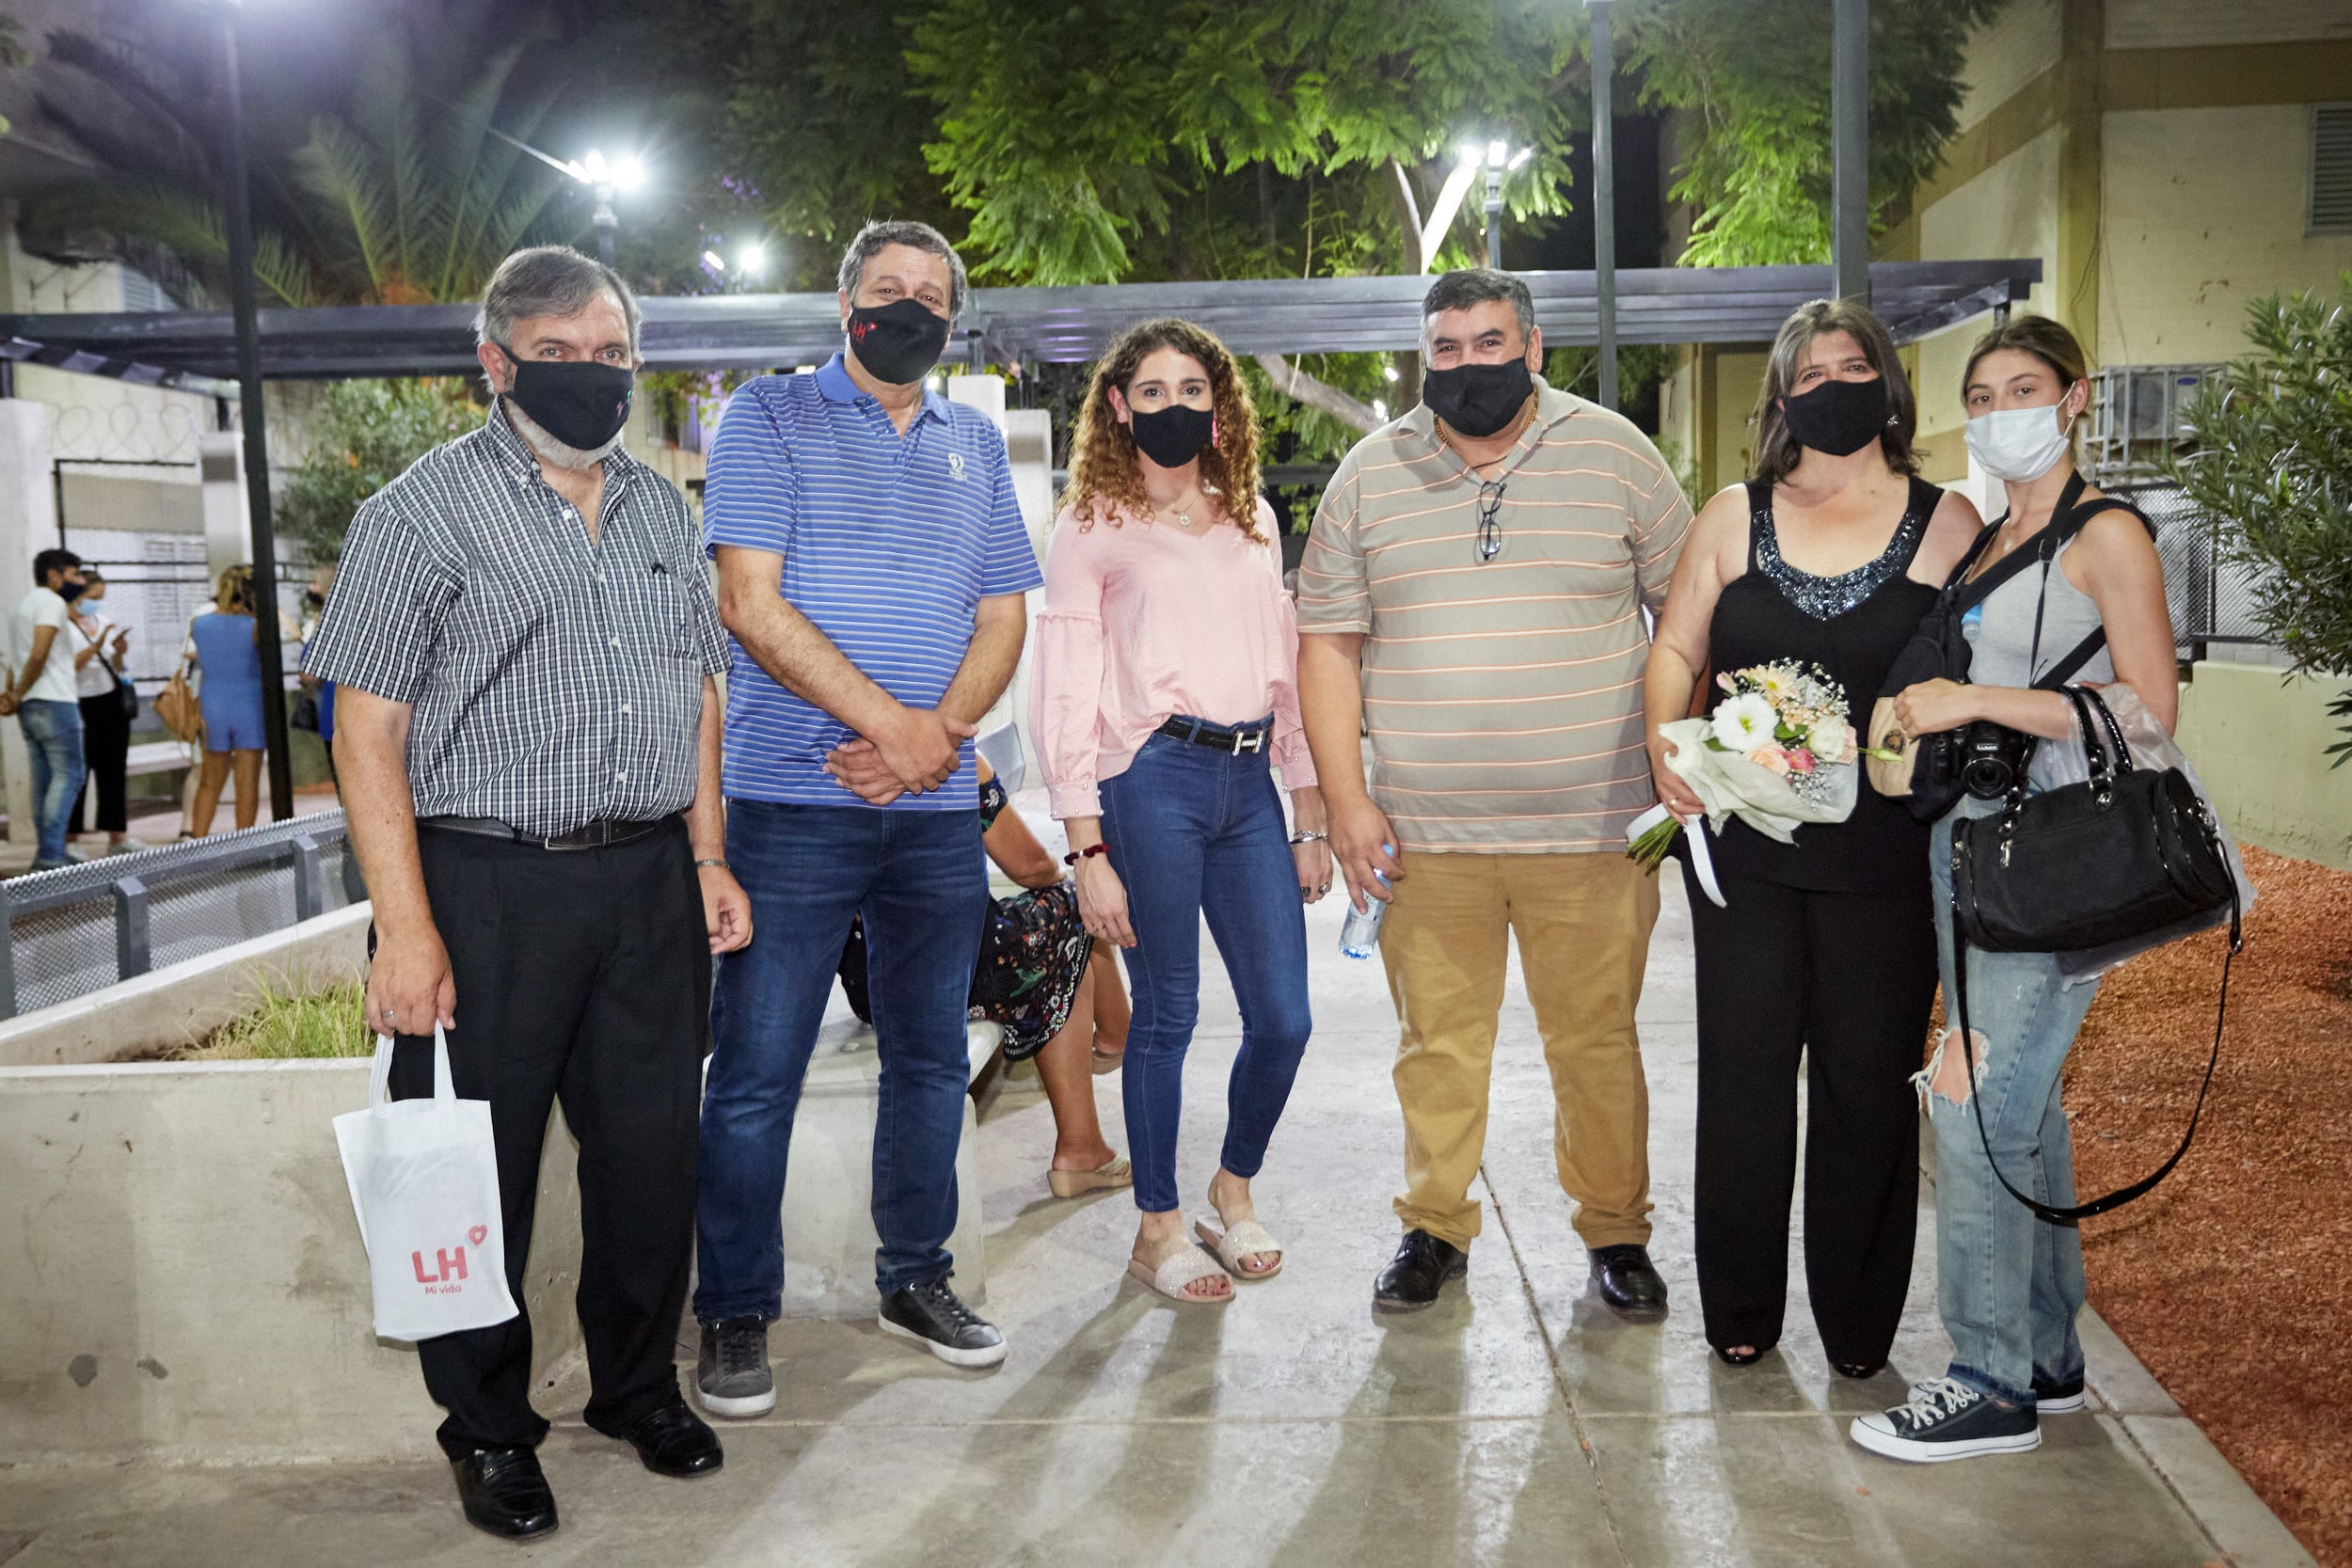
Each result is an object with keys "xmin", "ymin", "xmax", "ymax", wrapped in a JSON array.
[{"xmin": 1962, "ymin": 531, "xmax": 2114, "ymax": 688}]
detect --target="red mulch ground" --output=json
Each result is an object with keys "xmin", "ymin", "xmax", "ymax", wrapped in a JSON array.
[{"xmin": 2062, "ymin": 846, "xmax": 2352, "ymax": 1565}]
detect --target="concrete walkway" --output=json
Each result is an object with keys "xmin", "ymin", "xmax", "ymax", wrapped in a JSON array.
[{"xmin": 0, "ymin": 861, "xmax": 2314, "ymax": 1566}]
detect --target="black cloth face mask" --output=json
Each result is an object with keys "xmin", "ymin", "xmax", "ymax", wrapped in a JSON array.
[
  {"xmin": 1422, "ymin": 357, "xmax": 1534, "ymax": 439},
  {"xmin": 1127, "ymin": 403, "xmax": 1216, "ymax": 468},
  {"xmin": 1779, "ymin": 375, "xmax": 1889, "ymax": 457},
  {"xmin": 501, "ymin": 351, "xmax": 634, "ymax": 451},
  {"xmin": 57, "ymin": 579, "xmax": 87, "ymax": 603},
  {"xmin": 846, "ymin": 297, "xmax": 952, "ymax": 386}
]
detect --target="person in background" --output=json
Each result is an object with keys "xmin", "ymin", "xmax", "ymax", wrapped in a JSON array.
[
  {"xmin": 185, "ymin": 564, "xmax": 267, "ymax": 837},
  {"xmin": 1856, "ymin": 313, "xmax": 2174, "ymax": 1465},
  {"xmin": 834, "ymin": 757, "xmax": 1129, "ymax": 1196},
  {"xmin": 1643, "ymin": 299, "xmax": 1980, "ymax": 1378},
  {"xmin": 1296, "ymin": 269, "xmax": 1692, "ymax": 1317},
  {"xmin": 309, "ymin": 244, "xmax": 751, "ymax": 1540},
  {"xmin": 2, "ymin": 547, "xmax": 98, "ymax": 871},
  {"xmin": 1033, "ymin": 316, "xmax": 1329, "ymax": 1306},
  {"xmin": 299, "ymin": 575, "xmax": 339, "ymax": 792},
  {"xmin": 694, "ymin": 218, "xmax": 1039, "ymax": 1409},
  {"xmin": 72, "ymin": 570, "xmax": 135, "ymax": 853}
]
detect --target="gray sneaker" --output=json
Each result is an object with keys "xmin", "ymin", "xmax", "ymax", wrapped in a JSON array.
[{"xmin": 694, "ymin": 1317, "xmax": 775, "ymax": 1418}]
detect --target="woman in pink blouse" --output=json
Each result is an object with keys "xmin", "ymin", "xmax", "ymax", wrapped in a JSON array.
[{"xmin": 1033, "ymin": 318, "xmax": 1331, "ymax": 1305}]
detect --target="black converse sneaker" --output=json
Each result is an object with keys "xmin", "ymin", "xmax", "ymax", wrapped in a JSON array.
[
  {"xmin": 1909, "ymin": 1372, "xmax": 2086, "ymax": 1414},
  {"xmin": 879, "ymin": 1276, "xmax": 1007, "ymax": 1370},
  {"xmin": 695, "ymin": 1317, "xmax": 776, "ymax": 1418},
  {"xmin": 1851, "ymin": 1376, "xmax": 2040, "ymax": 1462}
]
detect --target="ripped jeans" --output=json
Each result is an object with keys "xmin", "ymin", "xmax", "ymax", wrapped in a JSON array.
[{"xmin": 1922, "ymin": 796, "xmax": 2101, "ymax": 1406}]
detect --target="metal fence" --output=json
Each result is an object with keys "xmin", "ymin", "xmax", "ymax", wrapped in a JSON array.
[
  {"xmin": 2100, "ymin": 480, "xmax": 2273, "ymax": 657},
  {"xmin": 1, "ymin": 812, "xmax": 366, "ymax": 1019}
]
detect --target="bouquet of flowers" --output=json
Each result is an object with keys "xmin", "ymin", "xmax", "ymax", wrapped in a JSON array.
[{"xmin": 1629, "ymin": 662, "xmax": 1890, "ymax": 887}]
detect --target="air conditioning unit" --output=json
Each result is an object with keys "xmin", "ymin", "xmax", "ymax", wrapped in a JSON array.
[{"xmin": 2085, "ymin": 364, "xmax": 2222, "ymax": 486}]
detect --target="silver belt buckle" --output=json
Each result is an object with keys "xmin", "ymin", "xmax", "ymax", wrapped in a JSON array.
[{"xmin": 1232, "ymin": 728, "xmax": 1263, "ymax": 755}]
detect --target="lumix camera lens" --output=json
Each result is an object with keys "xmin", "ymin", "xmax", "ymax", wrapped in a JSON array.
[{"xmin": 1959, "ymin": 721, "xmax": 2032, "ymax": 800}]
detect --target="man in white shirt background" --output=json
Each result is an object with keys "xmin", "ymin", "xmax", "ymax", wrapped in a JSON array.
[{"xmin": 3, "ymin": 547, "xmax": 99, "ymax": 871}]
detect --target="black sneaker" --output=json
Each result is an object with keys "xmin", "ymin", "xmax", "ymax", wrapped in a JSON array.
[
  {"xmin": 1908, "ymin": 1371, "xmax": 2085, "ymax": 1414},
  {"xmin": 1851, "ymin": 1376, "xmax": 2040, "ymax": 1462},
  {"xmin": 880, "ymin": 1276, "xmax": 1007, "ymax": 1370},
  {"xmin": 694, "ymin": 1317, "xmax": 775, "ymax": 1418}
]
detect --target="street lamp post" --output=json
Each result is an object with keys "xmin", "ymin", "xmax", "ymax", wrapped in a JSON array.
[
  {"xmin": 214, "ymin": 2, "xmax": 294, "ymax": 821},
  {"xmin": 1481, "ymin": 140, "xmax": 1534, "ymax": 271},
  {"xmin": 1589, "ymin": 0, "xmax": 1619, "ymax": 411},
  {"xmin": 570, "ymin": 150, "xmax": 644, "ymax": 271}
]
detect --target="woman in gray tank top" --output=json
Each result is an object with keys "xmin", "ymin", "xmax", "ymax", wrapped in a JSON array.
[{"xmin": 1853, "ymin": 316, "xmax": 2178, "ymax": 1465}]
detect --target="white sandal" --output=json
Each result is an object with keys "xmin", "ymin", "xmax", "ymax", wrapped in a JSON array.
[
  {"xmin": 1194, "ymin": 1217, "xmax": 1284, "ymax": 1281},
  {"xmin": 1127, "ymin": 1243, "xmax": 1234, "ymax": 1304}
]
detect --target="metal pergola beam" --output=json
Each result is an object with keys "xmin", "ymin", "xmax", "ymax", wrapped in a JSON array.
[{"xmin": 0, "ymin": 260, "xmax": 2039, "ymax": 385}]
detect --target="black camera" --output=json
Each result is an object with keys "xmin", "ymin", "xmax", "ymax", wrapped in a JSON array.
[{"xmin": 1959, "ymin": 721, "xmax": 2033, "ymax": 800}]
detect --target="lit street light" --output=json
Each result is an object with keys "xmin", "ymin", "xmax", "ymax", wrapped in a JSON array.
[
  {"xmin": 566, "ymin": 148, "xmax": 646, "ymax": 269},
  {"xmin": 1483, "ymin": 139, "xmax": 1534, "ymax": 271},
  {"xmin": 734, "ymin": 241, "xmax": 768, "ymax": 280}
]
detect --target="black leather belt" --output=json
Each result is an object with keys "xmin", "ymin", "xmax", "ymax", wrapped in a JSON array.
[
  {"xmin": 418, "ymin": 814, "xmax": 673, "ymax": 850},
  {"xmin": 1156, "ymin": 716, "xmax": 1271, "ymax": 755}
]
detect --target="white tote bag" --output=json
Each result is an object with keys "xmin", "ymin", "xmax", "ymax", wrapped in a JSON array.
[{"xmin": 334, "ymin": 1026, "xmax": 519, "ymax": 1341}]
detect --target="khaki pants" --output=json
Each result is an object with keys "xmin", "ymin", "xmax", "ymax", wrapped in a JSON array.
[{"xmin": 1380, "ymin": 849, "xmax": 1661, "ymax": 1250}]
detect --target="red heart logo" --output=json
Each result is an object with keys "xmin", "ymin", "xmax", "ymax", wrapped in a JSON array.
[{"xmin": 468, "ymin": 1226, "xmax": 488, "ymax": 1246}]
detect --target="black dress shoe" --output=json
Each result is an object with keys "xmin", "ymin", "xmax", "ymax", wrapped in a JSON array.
[
  {"xmin": 1374, "ymin": 1229, "xmax": 1468, "ymax": 1312},
  {"xmin": 451, "ymin": 1446, "xmax": 559, "ymax": 1542},
  {"xmin": 607, "ymin": 1398, "xmax": 724, "ymax": 1478},
  {"xmin": 1588, "ymin": 1244, "xmax": 1669, "ymax": 1323}
]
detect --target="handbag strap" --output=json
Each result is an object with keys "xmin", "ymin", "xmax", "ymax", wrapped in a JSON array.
[{"xmin": 1948, "ymin": 879, "xmax": 2239, "ymax": 1225}]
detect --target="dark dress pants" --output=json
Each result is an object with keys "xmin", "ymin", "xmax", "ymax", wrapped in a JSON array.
[
  {"xmin": 1686, "ymin": 863, "xmax": 1939, "ymax": 1368},
  {"xmin": 387, "ymin": 818, "xmax": 710, "ymax": 1458},
  {"xmin": 75, "ymin": 690, "xmax": 129, "ymax": 834}
]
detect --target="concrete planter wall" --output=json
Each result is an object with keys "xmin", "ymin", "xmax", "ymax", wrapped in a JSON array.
[
  {"xmin": 2178, "ymin": 659, "xmax": 2352, "ymax": 872},
  {"xmin": 0, "ymin": 1057, "xmax": 581, "ymax": 1465},
  {"xmin": 0, "ymin": 910, "xmax": 996, "ymax": 1463}
]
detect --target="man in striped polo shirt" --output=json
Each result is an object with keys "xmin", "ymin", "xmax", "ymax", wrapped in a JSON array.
[
  {"xmin": 692, "ymin": 221, "xmax": 1041, "ymax": 1405},
  {"xmin": 1297, "ymin": 268, "xmax": 1692, "ymax": 1317}
]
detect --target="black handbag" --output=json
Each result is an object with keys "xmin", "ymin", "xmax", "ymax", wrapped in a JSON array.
[
  {"xmin": 1872, "ymin": 473, "xmax": 2146, "ymax": 823},
  {"xmin": 1947, "ymin": 686, "xmax": 2240, "ymax": 1221}
]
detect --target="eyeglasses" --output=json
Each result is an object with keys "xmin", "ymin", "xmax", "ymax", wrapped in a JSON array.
[{"xmin": 1475, "ymin": 479, "xmax": 1507, "ymax": 562}]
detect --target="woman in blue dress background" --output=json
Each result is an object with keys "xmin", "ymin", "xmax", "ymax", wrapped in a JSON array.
[{"xmin": 187, "ymin": 563, "xmax": 268, "ymax": 836}]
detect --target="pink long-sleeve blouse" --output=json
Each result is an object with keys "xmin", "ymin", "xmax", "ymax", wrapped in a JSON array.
[{"xmin": 1031, "ymin": 495, "xmax": 1317, "ymax": 819}]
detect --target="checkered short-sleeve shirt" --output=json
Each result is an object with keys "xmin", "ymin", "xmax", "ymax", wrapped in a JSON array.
[{"xmin": 304, "ymin": 402, "xmax": 728, "ymax": 836}]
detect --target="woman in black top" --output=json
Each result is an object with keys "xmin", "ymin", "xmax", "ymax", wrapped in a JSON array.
[{"xmin": 1643, "ymin": 300, "xmax": 1980, "ymax": 1375}]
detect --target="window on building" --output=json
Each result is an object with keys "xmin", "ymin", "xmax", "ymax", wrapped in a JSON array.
[{"xmin": 2312, "ymin": 103, "xmax": 2352, "ymax": 236}]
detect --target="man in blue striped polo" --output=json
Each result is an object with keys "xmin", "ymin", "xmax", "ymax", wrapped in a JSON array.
[{"xmin": 692, "ymin": 220, "xmax": 1040, "ymax": 1407}]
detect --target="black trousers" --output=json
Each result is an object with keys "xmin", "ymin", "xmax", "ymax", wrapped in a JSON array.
[
  {"xmin": 387, "ymin": 818, "xmax": 710, "ymax": 1458},
  {"xmin": 75, "ymin": 690, "xmax": 129, "ymax": 833},
  {"xmin": 1685, "ymin": 863, "xmax": 1939, "ymax": 1367}
]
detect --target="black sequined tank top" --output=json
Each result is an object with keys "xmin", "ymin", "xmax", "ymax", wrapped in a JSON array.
[{"xmin": 1702, "ymin": 476, "xmax": 1942, "ymax": 895}]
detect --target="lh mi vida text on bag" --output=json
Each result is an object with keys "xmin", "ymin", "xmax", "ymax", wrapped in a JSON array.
[{"xmin": 413, "ymin": 1225, "xmax": 492, "ymax": 1293}]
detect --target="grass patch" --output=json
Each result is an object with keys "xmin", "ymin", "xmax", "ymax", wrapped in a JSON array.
[{"xmin": 171, "ymin": 975, "xmax": 374, "ymax": 1061}]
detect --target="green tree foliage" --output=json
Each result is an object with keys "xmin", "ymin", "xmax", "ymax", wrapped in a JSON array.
[
  {"xmin": 276, "ymin": 379, "xmax": 479, "ymax": 561},
  {"xmin": 2165, "ymin": 276, "xmax": 2352, "ymax": 763},
  {"xmin": 1624, "ymin": 0, "xmax": 2001, "ymax": 267}
]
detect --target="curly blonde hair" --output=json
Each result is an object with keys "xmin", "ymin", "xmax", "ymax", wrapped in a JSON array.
[{"xmin": 1059, "ymin": 317, "xmax": 1265, "ymax": 540}]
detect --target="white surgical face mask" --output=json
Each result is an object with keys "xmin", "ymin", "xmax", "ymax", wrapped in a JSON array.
[{"xmin": 1965, "ymin": 402, "xmax": 2074, "ymax": 483}]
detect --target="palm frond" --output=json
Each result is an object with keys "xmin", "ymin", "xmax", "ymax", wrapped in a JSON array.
[{"xmin": 291, "ymin": 117, "xmax": 395, "ymax": 296}]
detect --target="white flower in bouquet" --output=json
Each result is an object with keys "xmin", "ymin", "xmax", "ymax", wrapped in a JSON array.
[
  {"xmin": 1805, "ymin": 716, "xmax": 1854, "ymax": 765},
  {"xmin": 1709, "ymin": 692, "xmax": 1778, "ymax": 754},
  {"xmin": 1629, "ymin": 660, "xmax": 1902, "ymax": 899}
]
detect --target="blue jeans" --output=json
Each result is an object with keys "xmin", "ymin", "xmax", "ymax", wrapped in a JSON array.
[
  {"xmin": 693, "ymin": 801, "xmax": 988, "ymax": 1314},
  {"xmin": 19, "ymin": 699, "xmax": 86, "ymax": 866},
  {"xmin": 1099, "ymin": 722, "xmax": 1312, "ymax": 1214},
  {"xmin": 1924, "ymin": 796, "xmax": 2100, "ymax": 1405}
]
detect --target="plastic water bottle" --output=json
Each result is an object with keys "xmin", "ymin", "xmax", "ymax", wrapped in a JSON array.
[{"xmin": 1338, "ymin": 855, "xmax": 1394, "ymax": 959}]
